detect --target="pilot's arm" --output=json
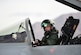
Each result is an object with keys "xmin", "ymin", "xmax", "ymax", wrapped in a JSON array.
[{"xmin": 41, "ymin": 31, "xmax": 58, "ymax": 45}]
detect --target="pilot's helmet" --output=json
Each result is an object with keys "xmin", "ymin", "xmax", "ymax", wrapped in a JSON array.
[{"xmin": 41, "ymin": 19, "xmax": 54, "ymax": 28}]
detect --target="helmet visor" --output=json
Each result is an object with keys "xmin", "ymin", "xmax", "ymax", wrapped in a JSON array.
[{"xmin": 41, "ymin": 23, "xmax": 48, "ymax": 27}]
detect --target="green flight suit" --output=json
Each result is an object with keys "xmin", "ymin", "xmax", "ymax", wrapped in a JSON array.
[{"xmin": 41, "ymin": 27, "xmax": 58, "ymax": 45}]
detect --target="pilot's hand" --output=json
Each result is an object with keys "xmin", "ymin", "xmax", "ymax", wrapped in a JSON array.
[
  {"xmin": 35, "ymin": 39, "xmax": 39, "ymax": 43},
  {"xmin": 32, "ymin": 41, "xmax": 37, "ymax": 47},
  {"xmin": 32, "ymin": 39, "xmax": 41, "ymax": 47}
]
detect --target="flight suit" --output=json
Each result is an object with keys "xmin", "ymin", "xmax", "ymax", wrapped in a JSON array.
[{"xmin": 41, "ymin": 27, "xmax": 58, "ymax": 45}]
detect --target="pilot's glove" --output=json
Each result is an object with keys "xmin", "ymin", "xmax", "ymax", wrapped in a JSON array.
[
  {"xmin": 32, "ymin": 41, "xmax": 37, "ymax": 47},
  {"xmin": 32, "ymin": 39, "xmax": 41, "ymax": 47}
]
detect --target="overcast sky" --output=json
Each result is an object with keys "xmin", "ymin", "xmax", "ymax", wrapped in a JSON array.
[{"xmin": 0, "ymin": 0, "xmax": 79, "ymax": 32}]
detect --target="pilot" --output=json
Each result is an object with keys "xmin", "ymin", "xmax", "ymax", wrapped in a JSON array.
[{"xmin": 33, "ymin": 19, "xmax": 59, "ymax": 46}]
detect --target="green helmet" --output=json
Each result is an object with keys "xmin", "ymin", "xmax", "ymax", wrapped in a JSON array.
[{"xmin": 41, "ymin": 19, "xmax": 53, "ymax": 27}]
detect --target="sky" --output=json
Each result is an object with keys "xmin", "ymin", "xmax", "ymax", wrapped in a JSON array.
[{"xmin": 0, "ymin": 0, "xmax": 79, "ymax": 33}]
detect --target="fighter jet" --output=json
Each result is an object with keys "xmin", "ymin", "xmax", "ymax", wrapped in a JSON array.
[{"xmin": 0, "ymin": 17, "xmax": 81, "ymax": 55}]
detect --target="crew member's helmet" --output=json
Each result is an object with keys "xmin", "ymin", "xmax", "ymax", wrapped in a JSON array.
[{"xmin": 41, "ymin": 19, "xmax": 54, "ymax": 28}]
